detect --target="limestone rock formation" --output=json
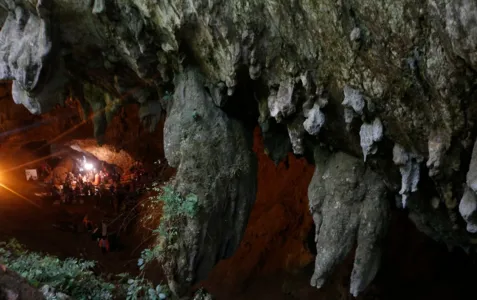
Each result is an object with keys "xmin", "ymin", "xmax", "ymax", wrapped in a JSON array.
[
  {"xmin": 0, "ymin": 266, "xmax": 45, "ymax": 300},
  {"xmin": 0, "ymin": 0, "xmax": 66, "ymax": 114},
  {"xmin": 308, "ymin": 147, "xmax": 389, "ymax": 297},
  {"xmin": 162, "ymin": 68, "xmax": 257, "ymax": 296},
  {"xmin": 459, "ymin": 140, "xmax": 477, "ymax": 233},
  {"xmin": 1, "ymin": 0, "xmax": 477, "ymax": 297},
  {"xmin": 393, "ymin": 144, "xmax": 423, "ymax": 208},
  {"xmin": 359, "ymin": 118, "xmax": 383, "ymax": 161}
]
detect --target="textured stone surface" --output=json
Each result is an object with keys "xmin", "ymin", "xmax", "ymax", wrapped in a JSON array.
[
  {"xmin": 303, "ymin": 103, "xmax": 325, "ymax": 136},
  {"xmin": 466, "ymin": 140, "xmax": 477, "ymax": 193},
  {"xmin": 0, "ymin": 0, "xmax": 66, "ymax": 114},
  {"xmin": 359, "ymin": 118, "xmax": 383, "ymax": 161},
  {"xmin": 163, "ymin": 68, "xmax": 257, "ymax": 296},
  {"xmin": 0, "ymin": 267, "xmax": 45, "ymax": 300},
  {"xmin": 458, "ymin": 188, "xmax": 477, "ymax": 233},
  {"xmin": 393, "ymin": 144, "xmax": 423, "ymax": 208},
  {"xmin": 1, "ymin": 0, "xmax": 477, "ymax": 297},
  {"xmin": 308, "ymin": 147, "xmax": 389, "ymax": 297}
]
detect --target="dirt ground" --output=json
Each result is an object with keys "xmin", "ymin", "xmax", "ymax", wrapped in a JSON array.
[
  {"xmin": 0, "ymin": 189, "xmax": 145, "ymax": 275},
  {"xmin": 0, "ymin": 186, "xmax": 348, "ymax": 300}
]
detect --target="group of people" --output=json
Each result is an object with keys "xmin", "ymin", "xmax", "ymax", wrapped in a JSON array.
[
  {"xmin": 42, "ymin": 159, "xmax": 157, "ymax": 257},
  {"xmin": 45, "ymin": 160, "xmax": 149, "ymax": 212}
]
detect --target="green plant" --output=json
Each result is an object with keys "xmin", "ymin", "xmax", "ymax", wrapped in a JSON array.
[
  {"xmin": 154, "ymin": 185, "xmax": 198, "ymax": 245},
  {"xmin": 0, "ymin": 240, "xmax": 114, "ymax": 299},
  {"xmin": 155, "ymin": 185, "xmax": 198, "ymax": 219},
  {"xmin": 117, "ymin": 274, "xmax": 168, "ymax": 300},
  {"xmin": 0, "ymin": 239, "xmax": 170, "ymax": 300},
  {"xmin": 137, "ymin": 184, "xmax": 199, "ymax": 270}
]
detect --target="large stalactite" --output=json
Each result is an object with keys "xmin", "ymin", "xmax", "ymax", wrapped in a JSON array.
[
  {"xmin": 162, "ymin": 68, "xmax": 257, "ymax": 296},
  {"xmin": 308, "ymin": 147, "xmax": 390, "ymax": 296}
]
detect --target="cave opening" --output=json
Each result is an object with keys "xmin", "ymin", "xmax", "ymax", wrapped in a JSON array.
[
  {"xmin": 0, "ymin": 87, "xmax": 175, "ymax": 287},
  {"xmin": 1, "ymin": 58, "xmax": 477, "ymax": 300}
]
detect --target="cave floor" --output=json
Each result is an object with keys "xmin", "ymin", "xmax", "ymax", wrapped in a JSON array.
[
  {"xmin": 0, "ymin": 186, "xmax": 325, "ymax": 300},
  {"xmin": 1, "ymin": 183, "xmax": 477, "ymax": 300},
  {"xmin": 0, "ymin": 190, "xmax": 144, "ymax": 276}
]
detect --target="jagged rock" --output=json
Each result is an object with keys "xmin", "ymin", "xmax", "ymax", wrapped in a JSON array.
[
  {"xmin": 349, "ymin": 27, "xmax": 361, "ymax": 42},
  {"xmin": 40, "ymin": 285, "xmax": 72, "ymax": 300},
  {"xmin": 426, "ymin": 130, "xmax": 451, "ymax": 177},
  {"xmin": 393, "ymin": 144, "xmax": 423, "ymax": 208},
  {"xmin": 208, "ymin": 82, "xmax": 228, "ymax": 108},
  {"xmin": 457, "ymin": 140, "xmax": 477, "ymax": 233},
  {"xmin": 466, "ymin": 140, "xmax": 477, "ymax": 193},
  {"xmin": 138, "ymin": 100, "xmax": 162, "ymax": 132},
  {"xmin": 287, "ymin": 115, "xmax": 305, "ymax": 155},
  {"xmin": 459, "ymin": 188, "xmax": 477, "ymax": 233},
  {"xmin": 1, "ymin": 0, "xmax": 477, "ymax": 295},
  {"xmin": 268, "ymin": 80, "xmax": 296, "ymax": 122},
  {"xmin": 163, "ymin": 68, "xmax": 257, "ymax": 296},
  {"xmin": 430, "ymin": 0, "xmax": 477, "ymax": 70},
  {"xmin": 92, "ymin": 0, "xmax": 105, "ymax": 15},
  {"xmin": 0, "ymin": 267, "xmax": 45, "ymax": 300},
  {"xmin": 359, "ymin": 118, "xmax": 383, "ymax": 161},
  {"xmin": 308, "ymin": 147, "xmax": 389, "ymax": 297},
  {"xmin": 259, "ymin": 119, "xmax": 292, "ymax": 164},
  {"xmin": 303, "ymin": 103, "xmax": 325, "ymax": 136},
  {"xmin": 342, "ymin": 86, "xmax": 365, "ymax": 124},
  {"xmin": 0, "ymin": 1, "xmax": 66, "ymax": 114}
]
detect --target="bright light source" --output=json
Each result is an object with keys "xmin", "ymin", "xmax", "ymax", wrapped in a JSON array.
[{"xmin": 84, "ymin": 162, "xmax": 93, "ymax": 171}]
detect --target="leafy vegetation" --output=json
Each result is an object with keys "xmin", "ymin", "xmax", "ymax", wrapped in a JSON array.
[
  {"xmin": 0, "ymin": 239, "xmax": 169, "ymax": 300},
  {"xmin": 0, "ymin": 184, "xmax": 199, "ymax": 299},
  {"xmin": 138, "ymin": 184, "xmax": 199, "ymax": 268}
]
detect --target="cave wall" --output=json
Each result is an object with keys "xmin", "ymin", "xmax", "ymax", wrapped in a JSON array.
[
  {"xmin": 0, "ymin": 82, "xmax": 164, "ymax": 169},
  {"xmin": 161, "ymin": 68, "xmax": 258, "ymax": 295},
  {"xmin": 203, "ymin": 128, "xmax": 315, "ymax": 292},
  {"xmin": 1, "ymin": 0, "xmax": 477, "ymax": 298}
]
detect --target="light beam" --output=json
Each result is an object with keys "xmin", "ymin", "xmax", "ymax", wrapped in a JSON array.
[{"xmin": 0, "ymin": 182, "xmax": 41, "ymax": 209}]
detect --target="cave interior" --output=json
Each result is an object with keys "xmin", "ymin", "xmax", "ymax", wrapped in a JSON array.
[{"xmin": 1, "ymin": 1, "xmax": 477, "ymax": 300}]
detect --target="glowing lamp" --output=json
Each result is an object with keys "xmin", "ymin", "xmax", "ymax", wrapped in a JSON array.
[{"xmin": 84, "ymin": 162, "xmax": 93, "ymax": 171}]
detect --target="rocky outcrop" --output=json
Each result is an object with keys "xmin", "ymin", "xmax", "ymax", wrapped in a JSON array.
[
  {"xmin": 0, "ymin": 267, "xmax": 45, "ymax": 300},
  {"xmin": 162, "ymin": 68, "xmax": 257, "ymax": 296},
  {"xmin": 308, "ymin": 147, "xmax": 389, "ymax": 297},
  {"xmin": 1, "ymin": 0, "xmax": 477, "ymax": 298},
  {"xmin": 459, "ymin": 140, "xmax": 477, "ymax": 233},
  {"xmin": 0, "ymin": 0, "xmax": 66, "ymax": 114}
]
